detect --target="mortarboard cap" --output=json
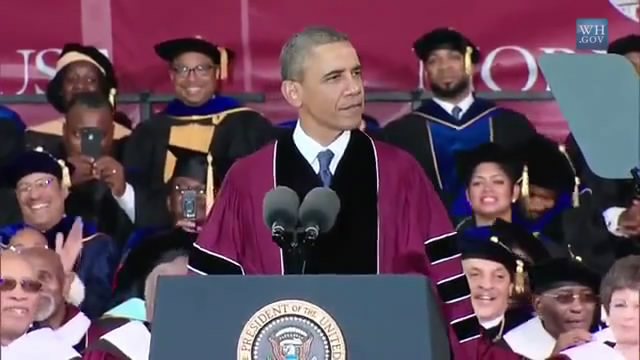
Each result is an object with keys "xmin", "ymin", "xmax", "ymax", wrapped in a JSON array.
[
  {"xmin": 607, "ymin": 34, "xmax": 640, "ymax": 56},
  {"xmin": 456, "ymin": 142, "xmax": 523, "ymax": 187},
  {"xmin": 519, "ymin": 134, "xmax": 580, "ymax": 207},
  {"xmin": 154, "ymin": 37, "xmax": 234, "ymax": 80},
  {"xmin": 413, "ymin": 28, "xmax": 480, "ymax": 75},
  {"xmin": 46, "ymin": 43, "xmax": 118, "ymax": 113},
  {"xmin": 6, "ymin": 148, "xmax": 71, "ymax": 188},
  {"xmin": 166, "ymin": 144, "xmax": 214, "ymax": 214},
  {"xmin": 529, "ymin": 257, "xmax": 601, "ymax": 295},
  {"xmin": 112, "ymin": 229, "xmax": 193, "ymax": 304}
]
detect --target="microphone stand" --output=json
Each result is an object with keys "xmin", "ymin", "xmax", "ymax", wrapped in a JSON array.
[{"xmin": 271, "ymin": 227, "xmax": 320, "ymax": 275}]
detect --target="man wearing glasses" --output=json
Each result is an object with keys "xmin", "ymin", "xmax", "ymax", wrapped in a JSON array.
[
  {"xmin": 0, "ymin": 250, "xmax": 80, "ymax": 359},
  {"xmin": 122, "ymin": 37, "xmax": 278, "ymax": 228},
  {"xmin": 502, "ymin": 257, "xmax": 601, "ymax": 359}
]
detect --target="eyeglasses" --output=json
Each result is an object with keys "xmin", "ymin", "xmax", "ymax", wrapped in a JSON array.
[
  {"xmin": 16, "ymin": 177, "xmax": 55, "ymax": 195},
  {"xmin": 543, "ymin": 292, "xmax": 598, "ymax": 305},
  {"xmin": 174, "ymin": 185, "xmax": 205, "ymax": 195},
  {"xmin": 0, "ymin": 277, "xmax": 42, "ymax": 293},
  {"xmin": 171, "ymin": 64, "xmax": 214, "ymax": 78}
]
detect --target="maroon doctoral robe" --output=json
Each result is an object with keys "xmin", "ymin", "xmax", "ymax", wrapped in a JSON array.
[{"xmin": 191, "ymin": 129, "xmax": 482, "ymax": 359}]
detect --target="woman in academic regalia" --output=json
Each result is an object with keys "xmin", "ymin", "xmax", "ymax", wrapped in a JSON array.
[{"xmin": 454, "ymin": 142, "xmax": 523, "ymax": 231}]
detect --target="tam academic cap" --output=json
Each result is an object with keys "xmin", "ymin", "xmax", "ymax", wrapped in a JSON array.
[
  {"xmin": 529, "ymin": 256, "xmax": 600, "ymax": 295},
  {"xmin": 167, "ymin": 144, "xmax": 214, "ymax": 213},
  {"xmin": 46, "ymin": 43, "xmax": 118, "ymax": 113},
  {"xmin": 607, "ymin": 34, "xmax": 640, "ymax": 56},
  {"xmin": 7, "ymin": 148, "xmax": 71, "ymax": 188},
  {"xmin": 413, "ymin": 27, "xmax": 480, "ymax": 75},
  {"xmin": 519, "ymin": 134, "xmax": 580, "ymax": 207},
  {"xmin": 455, "ymin": 142, "xmax": 523, "ymax": 186},
  {"xmin": 154, "ymin": 37, "xmax": 235, "ymax": 80}
]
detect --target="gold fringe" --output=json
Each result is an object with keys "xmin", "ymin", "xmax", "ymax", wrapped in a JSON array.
[
  {"xmin": 465, "ymin": 46, "xmax": 473, "ymax": 76},
  {"xmin": 217, "ymin": 46, "xmax": 228, "ymax": 80},
  {"xmin": 515, "ymin": 259, "xmax": 525, "ymax": 294},
  {"xmin": 206, "ymin": 154, "xmax": 214, "ymax": 213},
  {"xmin": 109, "ymin": 88, "xmax": 117, "ymax": 108},
  {"xmin": 558, "ymin": 144, "xmax": 580, "ymax": 208},
  {"xmin": 567, "ymin": 244, "xmax": 583, "ymax": 262},
  {"xmin": 521, "ymin": 165, "xmax": 529, "ymax": 198},
  {"xmin": 57, "ymin": 159, "xmax": 72, "ymax": 188}
]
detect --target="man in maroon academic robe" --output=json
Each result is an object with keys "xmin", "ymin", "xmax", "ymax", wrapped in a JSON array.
[{"xmin": 191, "ymin": 27, "xmax": 483, "ymax": 359}]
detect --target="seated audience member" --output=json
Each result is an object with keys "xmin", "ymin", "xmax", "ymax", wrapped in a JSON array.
[
  {"xmin": 83, "ymin": 229, "xmax": 192, "ymax": 359},
  {"xmin": 503, "ymin": 257, "xmax": 601, "ymax": 359},
  {"xmin": 558, "ymin": 255, "xmax": 639, "ymax": 360},
  {"xmin": 120, "ymin": 145, "xmax": 210, "ymax": 256},
  {"xmin": 0, "ymin": 250, "xmax": 80, "ymax": 359},
  {"xmin": 21, "ymin": 247, "xmax": 91, "ymax": 352},
  {"xmin": 59, "ymin": 92, "xmax": 135, "ymax": 248},
  {"xmin": 0, "ymin": 110, "xmax": 25, "ymax": 228},
  {"xmin": 0, "ymin": 149, "xmax": 119, "ymax": 318},
  {"xmin": 26, "ymin": 43, "xmax": 131, "ymax": 155},
  {"xmin": 608, "ymin": 34, "xmax": 640, "ymax": 75},
  {"xmin": 454, "ymin": 142, "xmax": 523, "ymax": 230}
]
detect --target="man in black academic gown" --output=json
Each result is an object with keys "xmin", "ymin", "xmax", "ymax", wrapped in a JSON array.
[
  {"xmin": 26, "ymin": 43, "xmax": 131, "ymax": 155},
  {"xmin": 123, "ymin": 37, "xmax": 277, "ymax": 227},
  {"xmin": 0, "ymin": 149, "xmax": 119, "ymax": 319},
  {"xmin": 381, "ymin": 28, "xmax": 537, "ymax": 220},
  {"xmin": 58, "ymin": 91, "xmax": 135, "ymax": 248},
  {"xmin": 0, "ymin": 113, "xmax": 26, "ymax": 227},
  {"xmin": 565, "ymin": 34, "xmax": 640, "ymax": 262}
]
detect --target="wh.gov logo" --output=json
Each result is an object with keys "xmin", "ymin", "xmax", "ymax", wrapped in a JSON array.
[{"xmin": 576, "ymin": 19, "xmax": 608, "ymax": 50}]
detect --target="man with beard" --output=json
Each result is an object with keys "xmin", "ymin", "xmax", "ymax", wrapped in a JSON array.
[
  {"xmin": 381, "ymin": 28, "xmax": 537, "ymax": 224},
  {"xmin": 20, "ymin": 247, "xmax": 91, "ymax": 352}
]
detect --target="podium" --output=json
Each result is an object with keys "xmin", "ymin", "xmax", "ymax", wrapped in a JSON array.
[{"xmin": 150, "ymin": 275, "xmax": 451, "ymax": 360}]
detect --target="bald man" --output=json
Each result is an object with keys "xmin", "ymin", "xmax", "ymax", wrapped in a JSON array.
[
  {"xmin": 0, "ymin": 251, "xmax": 80, "ymax": 359},
  {"xmin": 21, "ymin": 247, "xmax": 90, "ymax": 351}
]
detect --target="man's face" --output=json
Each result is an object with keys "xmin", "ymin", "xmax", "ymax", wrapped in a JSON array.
[
  {"xmin": 144, "ymin": 255, "xmax": 189, "ymax": 322},
  {"xmin": 521, "ymin": 185, "xmax": 557, "ymax": 220},
  {"xmin": 63, "ymin": 105, "xmax": 115, "ymax": 156},
  {"xmin": 170, "ymin": 52, "xmax": 217, "ymax": 106},
  {"xmin": 284, "ymin": 41, "xmax": 364, "ymax": 134},
  {"xmin": 16, "ymin": 173, "xmax": 67, "ymax": 232},
  {"xmin": 534, "ymin": 285, "xmax": 597, "ymax": 338},
  {"xmin": 167, "ymin": 177, "xmax": 207, "ymax": 226},
  {"xmin": 625, "ymin": 51, "xmax": 640, "ymax": 75},
  {"xmin": 22, "ymin": 250, "xmax": 66, "ymax": 322},
  {"xmin": 463, "ymin": 258, "xmax": 513, "ymax": 323},
  {"xmin": 0, "ymin": 253, "xmax": 41, "ymax": 341},
  {"xmin": 61, "ymin": 61, "xmax": 102, "ymax": 104},
  {"xmin": 424, "ymin": 48, "xmax": 471, "ymax": 99}
]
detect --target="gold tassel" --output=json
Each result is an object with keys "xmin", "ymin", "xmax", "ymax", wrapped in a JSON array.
[
  {"xmin": 515, "ymin": 259, "xmax": 525, "ymax": 294},
  {"xmin": 558, "ymin": 144, "xmax": 580, "ymax": 208},
  {"xmin": 205, "ymin": 153, "xmax": 214, "ymax": 214},
  {"xmin": 57, "ymin": 159, "xmax": 71, "ymax": 188},
  {"xmin": 217, "ymin": 46, "xmax": 228, "ymax": 80},
  {"xmin": 108, "ymin": 88, "xmax": 117, "ymax": 108},
  {"xmin": 521, "ymin": 165, "xmax": 529, "ymax": 198},
  {"xmin": 465, "ymin": 46, "xmax": 473, "ymax": 76},
  {"xmin": 568, "ymin": 244, "xmax": 583, "ymax": 262}
]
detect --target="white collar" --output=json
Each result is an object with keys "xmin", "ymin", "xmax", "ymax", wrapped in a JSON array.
[
  {"xmin": 480, "ymin": 315, "xmax": 505, "ymax": 329},
  {"xmin": 2, "ymin": 328, "xmax": 80, "ymax": 360},
  {"xmin": 101, "ymin": 320, "xmax": 150, "ymax": 360},
  {"xmin": 292, "ymin": 121, "xmax": 350, "ymax": 174},
  {"xmin": 503, "ymin": 316, "xmax": 557, "ymax": 360},
  {"xmin": 55, "ymin": 309, "xmax": 91, "ymax": 347},
  {"xmin": 432, "ymin": 92, "xmax": 474, "ymax": 117}
]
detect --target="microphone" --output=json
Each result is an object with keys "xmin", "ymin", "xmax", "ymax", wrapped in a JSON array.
[
  {"xmin": 263, "ymin": 186, "xmax": 300, "ymax": 238},
  {"xmin": 298, "ymin": 187, "xmax": 341, "ymax": 241}
]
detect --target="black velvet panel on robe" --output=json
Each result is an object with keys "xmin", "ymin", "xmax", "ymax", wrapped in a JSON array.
[{"xmin": 276, "ymin": 130, "xmax": 378, "ymax": 274}]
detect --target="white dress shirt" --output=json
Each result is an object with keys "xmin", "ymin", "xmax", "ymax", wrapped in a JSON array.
[
  {"xmin": 432, "ymin": 92, "xmax": 475, "ymax": 118},
  {"xmin": 1, "ymin": 328, "xmax": 80, "ymax": 360},
  {"xmin": 292, "ymin": 121, "xmax": 350, "ymax": 175}
]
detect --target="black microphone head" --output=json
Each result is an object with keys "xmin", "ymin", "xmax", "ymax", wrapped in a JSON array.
[
  {"xmin": 263, "ymin": 186, "xmax": 300, "ymax": 231},
  {"xmin": 299, "ymin": 187, "xmax": 341, "ymax": 233}
]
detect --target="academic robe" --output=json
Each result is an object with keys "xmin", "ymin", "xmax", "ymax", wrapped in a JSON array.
[
  {"xmin": 476, "ymin": 308, "xmax": 535, "ymax": 360},
  {"xmin": 0, "ymin": 118, "xmax": 25, "ymax": 228},
  {"xmin": 503, "ymin": 316, "xmax": 558, "ymax": 360},
  {"xmin": 381, "ymin": 98, "xmax": 537, "ymax": 224},
  {"xmin": 559, "ymin": 341, "xmax": 624, "ymax": 360},
  {"xmin": 191, "ymin": 129, "xmax": 482, "ymax": 360},
  {"xmin": 122, "ymin": 96, "xmax": 278, "ymax": 228},
  {"xmin": 0, "ymin": 217, "xmax": 119, "ymax": 319},
  {"xmin": 1, "ymin": 327, "xmax": 81, "ymax": 360},
  {"xmin": 56, "ymin": 304, "xmax": 91, "ymax": 352},
  {"xmin": 82, "ymin": 319, "xmax": 150, "ymax": 360}
]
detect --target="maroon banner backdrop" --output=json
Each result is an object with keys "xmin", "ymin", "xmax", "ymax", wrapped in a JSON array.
[{"xmin": 0, "ymin": 0, "xmax": 637, "ymax": 141}]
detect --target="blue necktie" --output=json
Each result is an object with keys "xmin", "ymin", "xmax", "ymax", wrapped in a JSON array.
[
  {"xmin": 452, "ymin": 106, "xmax": 462, "ymax": 121},
  {"xmin": 317, "ymin": 150, "xmax": 334, "ymax": 187}
]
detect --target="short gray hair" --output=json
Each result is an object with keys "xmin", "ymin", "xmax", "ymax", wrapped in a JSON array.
[
  {"xmin": 600, "ymin": 255, "xmax": 640, "ymax": 312},
  {"xmin": 280, "ymin": 26, "xmax": 350, "ymax": 81}
]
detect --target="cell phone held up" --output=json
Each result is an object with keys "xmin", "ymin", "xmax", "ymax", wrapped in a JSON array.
[
  {"xmin": 182, "ymin": 190, "xmax": 198, "ymax": 221},
  {"xmin": 80, "ymin": 127, "xmax": 104, "ymax": 160}
]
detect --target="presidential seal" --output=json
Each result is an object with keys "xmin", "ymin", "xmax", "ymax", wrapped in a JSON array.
[{"xmin": 237, "ymin": 299, "xmax": 346, "ymax": 360}]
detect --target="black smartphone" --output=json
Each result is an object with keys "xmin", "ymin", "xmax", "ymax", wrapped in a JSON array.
[
  {"xmin": 80, "ymin": 127, "xmax": 104, "ymax": 159},
  {"xmin": 182, "ymin": 190, "xmax": 197, "ymax": 220}
]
